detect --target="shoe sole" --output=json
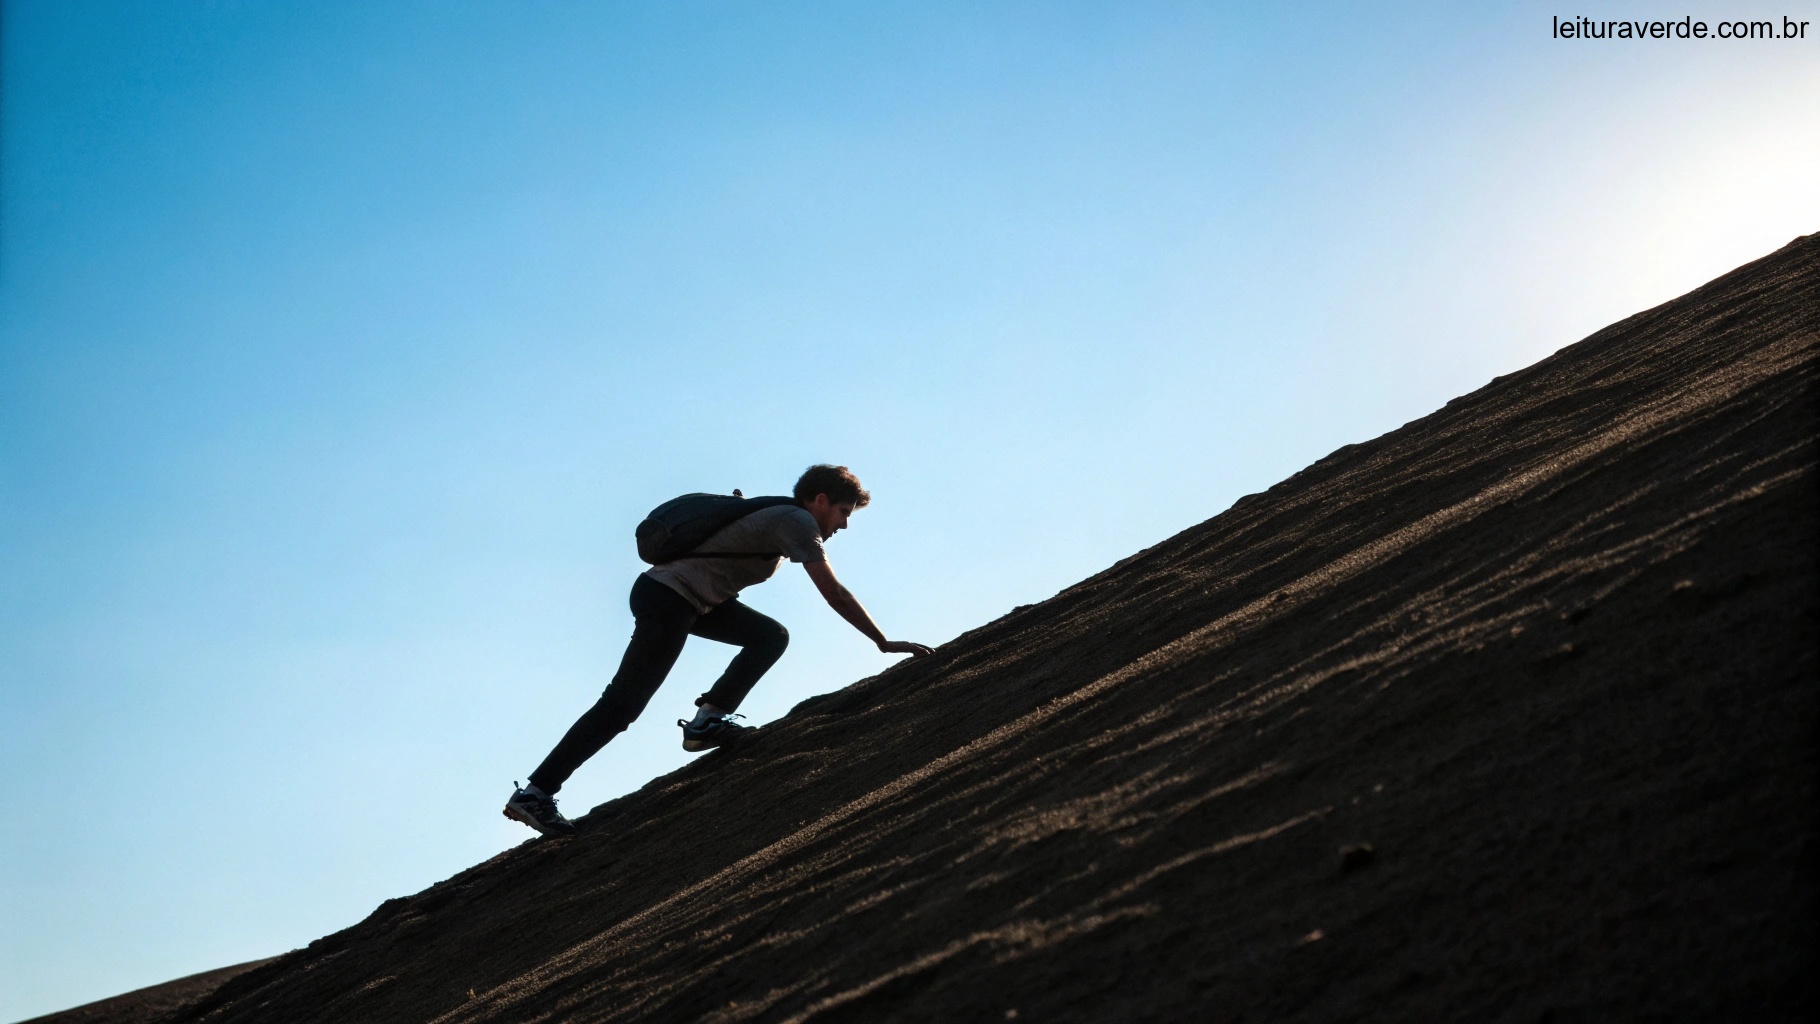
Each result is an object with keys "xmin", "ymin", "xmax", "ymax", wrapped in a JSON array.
[
  {"xmin": 681, "ymin": 728, "xmax": 750, "ymax": 753},
  {"xmin": 502, "ymin": 803, "xmax": 575, "ymax": 838}
]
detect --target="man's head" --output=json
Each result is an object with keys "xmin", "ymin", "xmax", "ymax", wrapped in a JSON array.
[{"xmin": 794, "ymin": 464, "xmax": 869, "ymax": 540}]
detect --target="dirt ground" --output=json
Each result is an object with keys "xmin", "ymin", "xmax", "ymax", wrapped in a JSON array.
[
  {"xmin": 18, "ymin": 962, "xmax": 274, "ymax": 1024},
  {"xmin": 33, "ymin": 234, "xmax": 1818, "ymax": 1023}
]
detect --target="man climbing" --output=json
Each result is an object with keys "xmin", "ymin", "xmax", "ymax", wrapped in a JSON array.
[{"xmin": 504, "ymin": 464, "xmax": 932, "ymax": 837}]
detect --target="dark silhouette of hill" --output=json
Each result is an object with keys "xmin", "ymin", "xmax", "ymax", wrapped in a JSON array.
[
  {"xmin": 17, "ymin": 962, "xmax": 273, "ymax": 1024},
  {"xmin": 28, "ymin": 235, "xmax": 1817, "ymax": 1024}
]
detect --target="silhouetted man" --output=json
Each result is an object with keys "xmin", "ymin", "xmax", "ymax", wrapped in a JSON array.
[{"xmin": 504, "ymin": 464, "xmax": 931, "ymax": 836}]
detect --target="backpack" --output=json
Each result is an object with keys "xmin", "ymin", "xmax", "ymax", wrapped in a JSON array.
[{"xmin": 635, "ymin": 491, "xmax": 800, "ymax": 564}]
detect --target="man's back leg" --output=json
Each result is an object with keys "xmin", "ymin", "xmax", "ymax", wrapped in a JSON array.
[{"xmin": 522, "ymin": 577, "xmax": 697, "ymax": 797}]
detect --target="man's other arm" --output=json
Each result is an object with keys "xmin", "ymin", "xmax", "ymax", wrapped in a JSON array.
[{"xmin": 802, "ymin": 561, "xmax": 932, "ymax": 656}]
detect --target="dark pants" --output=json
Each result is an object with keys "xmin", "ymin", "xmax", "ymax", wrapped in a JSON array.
[{"xmin": 528, "ymin": 575, "xmax": 788, "ymax": 794}]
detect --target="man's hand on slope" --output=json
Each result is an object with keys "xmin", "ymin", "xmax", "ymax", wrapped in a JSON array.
[
  {"xmin": 803, "ymin": 561, "xmax": 933, "ymax": 658},
  {"xmin": 878, "ymin": 639, "xmax": 934, "ymax": 657}
]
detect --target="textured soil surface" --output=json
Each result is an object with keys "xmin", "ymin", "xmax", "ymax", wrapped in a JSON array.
[
  {"xmin": 35, "ymin": 236, "xmax": 1819, "ymax": 1023},
  {"xmin": 19, "ymin": 962, "xmax": 275, "ymax": 1024}
]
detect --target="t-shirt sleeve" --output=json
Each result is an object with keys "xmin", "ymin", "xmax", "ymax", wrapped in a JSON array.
[{"xmin": 775, "ymin": 509, "xmax": 827, "ymax": 564}]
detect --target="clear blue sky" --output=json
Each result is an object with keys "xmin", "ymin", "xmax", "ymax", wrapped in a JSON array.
[{"xmin": 2, "ymin": 2, "xmax": 1814, "ymax": 1018}]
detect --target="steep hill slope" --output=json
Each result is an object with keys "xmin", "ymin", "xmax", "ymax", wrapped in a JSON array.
[
  {"xmin": 34, "ymin": 235, "xmax": 1818, "ymax": 1023},
  {"xmin": 18, "ymin": 963, "xmax": 274, "ymax": 1024}
]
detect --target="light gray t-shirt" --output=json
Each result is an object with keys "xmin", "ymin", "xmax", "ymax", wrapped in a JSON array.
[{"xmin": 644, "ymin": 504, "xmax": 826, "ymax": 613}]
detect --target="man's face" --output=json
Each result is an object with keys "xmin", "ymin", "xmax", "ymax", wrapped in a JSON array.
[{"xmin": 805, "ymin": 494, "xmax": 856, "ymax": 540}]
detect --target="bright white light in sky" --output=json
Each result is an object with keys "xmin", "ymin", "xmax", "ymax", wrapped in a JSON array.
[{"xmin": 1, "ymin": 2, "xmax": 1815, "ymax": 1018}]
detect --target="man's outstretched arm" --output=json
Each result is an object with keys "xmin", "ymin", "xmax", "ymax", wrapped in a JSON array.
[{"xmin": 803, "ymin": 560, "xmax": 932, "ymax": 656}]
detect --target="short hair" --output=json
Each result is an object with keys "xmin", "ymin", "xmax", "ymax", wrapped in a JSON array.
[{"xmin": 793, "ymin": 464, "xmax": 870, "ymax": 508}]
